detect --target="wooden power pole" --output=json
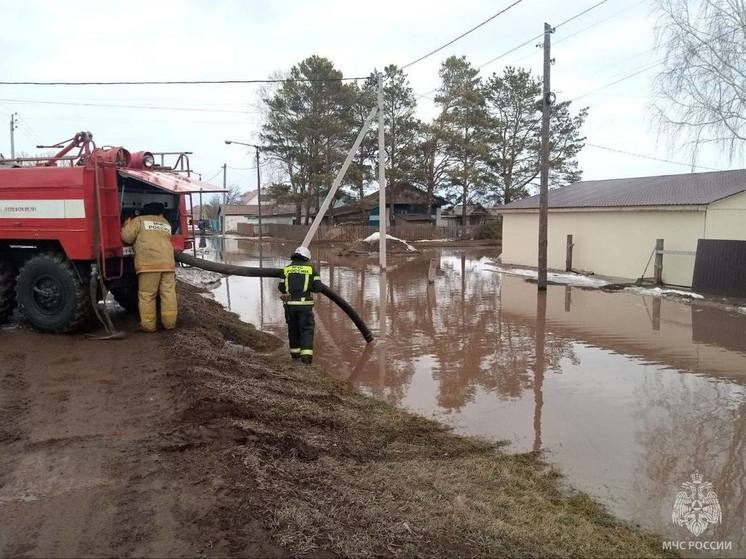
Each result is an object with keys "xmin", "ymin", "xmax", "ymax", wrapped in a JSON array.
[{"xmin": 538, "ymin": 22, "xmax": 553, "ymax": 291}]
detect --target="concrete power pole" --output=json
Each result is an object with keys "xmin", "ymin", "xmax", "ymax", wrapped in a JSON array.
[
  {"xmin": 537, "ymin": 23, "xmax": 553, "ymax": 291},
  {"xmin": 9, "ymin": 113, "xmax": 18, "ymax": 159},
  {"xmin": 222, "ymin": 163, "xmax": 227, "ymax": 240},
  {"xmin": 377, "ymin": 72, "xmax": 387, "ymax": 270},
  {"xmin": 255, "ymin": 146, "xmax": 263, "ymax": 267}
]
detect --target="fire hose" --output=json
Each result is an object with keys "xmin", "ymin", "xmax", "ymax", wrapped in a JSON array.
[{"xmin": 175, "ymin": 252, "xmax": 374, "ymax": 344}]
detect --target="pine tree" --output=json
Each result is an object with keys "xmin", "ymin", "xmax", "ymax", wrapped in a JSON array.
[
  {"xmin": 346, "ymin": 77, "xmax": 378, "ymax": 222},
  {"xmin": 381, "ymin": 65, "xmax": 421, "ymax": 225},
  {"xmin": 413, "ymin": 121, "xmax": 451, "ymax": 224},
  {"xmin": 260, "ymin": 56, "xmax": 353, "ymax": 224},
  {"xmin": 435, "ymin": 56, "xmax": 490, "ymax": 226},
  {"xmin": 484, "ymin": 66, "xmax": 587, "ymax": 204}
]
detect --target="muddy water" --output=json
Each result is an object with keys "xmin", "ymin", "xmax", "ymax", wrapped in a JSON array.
[{"xmin": 206, "ymin": 237, "xmax": 745, "ymax": 556}]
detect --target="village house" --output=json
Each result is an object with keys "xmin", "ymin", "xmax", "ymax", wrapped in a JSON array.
[
  {"xmin": 441, "ymin": 203, "xmax": 491, "ymax": 226},
  {"xmin": 498, "ymin": 170, "xmax": 746, "ymax": 287},
  {"xmin": 217, "ymin": 189, "xmax": 298, "ymax": 232},
  {"xmin": 327, "ymin": 183, "xmax": 446, "ymax": 225}
]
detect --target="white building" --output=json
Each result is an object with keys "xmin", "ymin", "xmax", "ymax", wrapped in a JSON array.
[
  {"xmin": 218, "ymin": 203, "xmax": 297, "ymax": 232},
  {"xmin": 499, "ymin": 170, "xmax": 746, "ymax": 287}
]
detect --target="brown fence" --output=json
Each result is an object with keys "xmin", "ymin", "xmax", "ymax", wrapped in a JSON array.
[{"xmin": 236, "ymin": 222, "xmax": 485, "ymax": 242}]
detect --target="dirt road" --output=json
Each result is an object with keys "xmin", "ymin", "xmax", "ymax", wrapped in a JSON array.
[
  {"xmin": 0, "ymin": 308, "xmax": 283, "ymax": 558},
  {"xmin": 0, "ymin": 284, "xmax": 672, "ymax": 558}
]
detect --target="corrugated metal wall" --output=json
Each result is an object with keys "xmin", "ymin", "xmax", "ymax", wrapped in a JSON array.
[{"xmin": 692, "ymin": 239, "xmax": 746, "ymax": 297}]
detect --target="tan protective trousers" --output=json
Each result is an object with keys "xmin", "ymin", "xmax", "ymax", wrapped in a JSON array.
[{"xmin": 138, "ymin": 272, "xmax": 177, "ymax": 332}]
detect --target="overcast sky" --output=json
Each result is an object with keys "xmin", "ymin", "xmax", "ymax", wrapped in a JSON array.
[{"xmin": 0, "ymin": 0, "xmax": 740, "ymax": 193}]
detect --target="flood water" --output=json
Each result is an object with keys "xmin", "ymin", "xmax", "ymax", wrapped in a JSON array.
[{"xmin": 206, "ymin": 237, "xmax": 745, "ymax": 556}]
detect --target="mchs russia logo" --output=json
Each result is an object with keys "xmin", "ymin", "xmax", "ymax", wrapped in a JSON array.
[{"xmin": 672, "ymin": 470, "xmax": 722, "ymax": 537}]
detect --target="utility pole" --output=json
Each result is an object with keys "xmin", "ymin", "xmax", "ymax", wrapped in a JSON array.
[
  {"xmin": 9, "ymin": 113, "xmax": 18, "ymax": 159},
  {"xmin": 538, "ymin": 22, "xmax": 553, "ymax": 291},
  {"xmin": 255, "ymin": 146, "xmax": 263, "ymax": 267},
  {"xmin": 222, "ymin": 163, "xmax": 227, "ymax": 241},
  {"xmin": 377, "ymin": 72, "xmax": 387, "ymax": 270}
]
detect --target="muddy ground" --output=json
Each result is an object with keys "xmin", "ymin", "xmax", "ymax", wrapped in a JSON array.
[{"xmin": 0, "ymin": 283, "xmax": 673, "ymax": 558}]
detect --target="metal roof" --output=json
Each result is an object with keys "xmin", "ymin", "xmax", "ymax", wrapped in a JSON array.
[
  {"xmin": 499, "ymin": 169, "xmax": 746, "ymax": 211},
  {"xmin": 119, "ymin": 169, "xmax": 228, "ymax": 194},
  {"xmin": 443, "ymin": 204, "xmax": 489, "ymax": 216},
  {"xmin": 331, "ymin": 183, "xmax": 446, "ymax": 215}
]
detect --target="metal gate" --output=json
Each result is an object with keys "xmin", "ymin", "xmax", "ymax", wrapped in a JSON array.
[{"xmin": 692, "ymin": 239, "xmax": 746, "ymax": 297}]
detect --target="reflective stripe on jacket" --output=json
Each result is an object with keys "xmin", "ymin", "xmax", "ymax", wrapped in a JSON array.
[
  {"xmin": 278, "ymin": 259, "xmax": 322, "ymax": 308},
  {"xmin": 121, "ymin": 215, "xmax": 176, "ymax": 274}
]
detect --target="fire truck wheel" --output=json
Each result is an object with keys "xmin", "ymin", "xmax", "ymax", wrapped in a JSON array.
[
  {"xmin": 0, "ymin": 260, "xmax": 17, "ymax": 324},
  {"xmin": 15, "ymin": 253, "xmax": 92, "ymax": 333},
  {"xmin": 110, "ymin": 284, "xmax": 139, "ymax": 314}
]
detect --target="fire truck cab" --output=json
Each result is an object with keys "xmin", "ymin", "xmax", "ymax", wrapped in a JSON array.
[{"xmin": 0, "ymin": 131, "xmax": 223, "ymax": 333}]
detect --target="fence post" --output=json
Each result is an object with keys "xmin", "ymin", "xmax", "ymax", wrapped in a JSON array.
[
  {"xmin": 565, "ymin": 234, "xmax": 573, "ymax": 272},
  {"xmin": 654, "ymin": 238, "xmax": 664, "ymax": 285},
  {"xmin": 652, "ymin": 297, "xmax": 661, "ymax": 331}
]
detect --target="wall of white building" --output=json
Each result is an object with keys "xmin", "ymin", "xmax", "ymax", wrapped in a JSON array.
[
  {"xmin": 501, "ymin": 192, "xmax": 746, "ymax": 287},
  {"xmin": 225, "ymin": 215, "xmax": 294, "ymax": 231},
  {"xmin": 705, "ymin": 192, "xmax": 746, "ymax": 240},
  {"xmin": 501, "ymin": 209, "xmax": 701, "ymax": 286}
]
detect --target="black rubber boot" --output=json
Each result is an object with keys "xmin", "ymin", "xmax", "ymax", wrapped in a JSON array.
[
  {"xmin": 300, "ymin": 355, "xmax": 313, "ymax": 365},
  {"xmin": 291, "ymin": 353, "xmax": 300, "ymax": 360}
]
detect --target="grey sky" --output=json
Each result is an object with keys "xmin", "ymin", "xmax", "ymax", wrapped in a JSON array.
[{"xmin": 0, "ymin": 0, "xmax": 740, "ymax": 193}]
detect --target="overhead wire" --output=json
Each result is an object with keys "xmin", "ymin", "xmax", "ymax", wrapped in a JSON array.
[
  {"xmin": 203, "ymin": 169, "xmax": 224, "ymax": 182},
  {"xmin": 401, "ymin": 0, "xmax": 526, "ymax": 70},
  {"xmin": 585, "ymin": 143, "xmax": 722, "ymax": 170},
  {"xmin": 415, "ymin": 0, "xmax": 612, "ymax": 100},
  {"xmin": 227, "ymin": 165, "xmax": 260, "ymax": 171},
  {"xmin": 478, "ymin": 0, "xmax": 611, "ymax": 70},
  {"xmin": 509, "ymin": 0, "xmax": 647, "ymax": 66},
  {"xmin": 0, "ymin": 77, "xmax": 368, "ymax": 86},
  {"xmin": 569, "ymin": 61, "xmax": 662, "ymax": 101},
  {"xmin": 0, "ymin": 97, "xmax": 260, "ymax": 114}
]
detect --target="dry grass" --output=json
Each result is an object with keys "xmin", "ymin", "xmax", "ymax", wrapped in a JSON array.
[{"xmin": 170, "ymin": 284, "xmax": 675, "ymax": 558}]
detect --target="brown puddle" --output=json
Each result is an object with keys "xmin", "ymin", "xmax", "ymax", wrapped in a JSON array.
[{"xmin": 206, "ymin": 237, "xmax": 745, "ymax": 557}]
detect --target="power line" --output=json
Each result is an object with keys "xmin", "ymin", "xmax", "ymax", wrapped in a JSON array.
[
  {"xmin": 204, "ymin": 169, "xmax": 224, "ymax": 182},
  {"xmin": 226, "ymin": 165, "xmax": 260, "ymax": 171},
  {"xmin": 554, "ymin": 0, "xmax": 644, "ymax": 46},
  {"xmin": 569, "ymin": 23, "xmax": 744, "ymax": 103},
  {"xmin": 478, "ymin": 0, "xmax": 611, "ymax": 71},
  {"xmin": 509, "ymin": 0, "xmax": 646, "ymax": 66},
  {"xmin": 569, "ymin": 61, "xmax": 662, "ymax": 102},
  {"xmin": 554, "ymin": 0, "xmax": 611, "ymax": 30},
  {"xmin": 401, "ymin": 0, "xmax": 525, "ymax": 70},
  {"xmin": 415, "ymin": 0, "xmax": 611, "ymax": 100},
  {"xmin": 0, "ymin": 97, "xmax": 259, "ymax": 114},
  {"xmin": 0, "ymin": 76, "xmax": 368, "ymax": 86},
  {"xmin": 585, "ymin": 142, "xmax": 721, "ymax": 170}
]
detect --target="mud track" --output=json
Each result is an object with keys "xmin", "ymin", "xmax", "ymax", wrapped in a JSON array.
[
  {"xmin": 1, "ymin": 283, "xmax": 672, "ymax": 558},
  {"xmin": 0, "ymin": 287, "xmax": 284, "ymax": 558}
]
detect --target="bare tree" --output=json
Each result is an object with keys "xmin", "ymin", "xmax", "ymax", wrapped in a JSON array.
[
  {"xmin": 654, "ymin": 0, "xmax": 746, "ymax": 160},
  {"xmin": 206, "ymin": 185, "xmax": 242, "ymax": 217}
]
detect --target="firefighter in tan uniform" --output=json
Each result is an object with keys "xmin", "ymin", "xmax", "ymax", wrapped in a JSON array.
[{"xmin": 121, "ymin": 203, "xmax": 177, "ymax": 332}]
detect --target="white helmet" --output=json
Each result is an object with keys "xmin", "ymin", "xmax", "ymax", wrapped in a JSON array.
[{"xmin": 293, "ymin": 246, "xmax": 312, "ymax": 260}]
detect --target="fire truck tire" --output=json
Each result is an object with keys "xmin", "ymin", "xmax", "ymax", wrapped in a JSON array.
[
  {"xmin": 15, "ymin": 253, "xmax": 92, "ymax": 333},
  {"xmin": 0, "ymin": 260, "xmax": 17, "ymax": 324},
  {"xmin": 110, "ymin": 284, "xmax": 139, "ymax": 314}
]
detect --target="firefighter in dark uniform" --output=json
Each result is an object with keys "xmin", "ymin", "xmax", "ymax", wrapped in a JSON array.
[{"xmin": 278, "ymin": 246, "xmax": 322, "ymax": 364}]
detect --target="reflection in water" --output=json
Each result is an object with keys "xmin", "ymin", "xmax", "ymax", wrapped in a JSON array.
[
  {"xmin": 207, "ymin": 238, "xmax": 745, "ymax": 557},
  {"xmin": 534, "ymin": 291, "xmax": 547, "ymax": 453}
]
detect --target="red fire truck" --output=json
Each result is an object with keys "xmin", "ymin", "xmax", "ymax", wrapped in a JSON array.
[{"xmin": 0, "ymin": 131, "xmax": 222, "ymax": 333}]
